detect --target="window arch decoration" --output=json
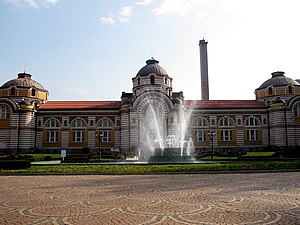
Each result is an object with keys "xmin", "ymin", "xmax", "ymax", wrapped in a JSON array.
[
  {"xmin": 219, "ymin": 116, "xmax": 235, "ymax": 127},
  {"xmin": 97, "ymin": 117, "xmax": 114, "ymax": 142},
  {"xmin": 45, "ymin": 118, "xmax": 61, "ymax": 143},
  {"xmin": 71, "ymin": 118, "xmax": 87, "ymax": 143},
  {"xmin": 0, "ymin": 104, "xmax": 11, "ymax": 119},
  {"xmin": 193, "ymin": 117, "xmax": 208, "ymax": 127},
  {"xmin": 244, "ymin": 116, "xmax": 260, "ymax": 141},
  {"xmin": 218, "ymin": 116, "xmax": 235, "ymax": 141}
]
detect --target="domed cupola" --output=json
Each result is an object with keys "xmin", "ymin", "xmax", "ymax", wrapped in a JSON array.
[
  {"xmin": 0, "ymin": 72, "xmax": 48, "ymax": 104},
  {"xmin": 132, "ymin": 58, "xmax": 173, "ymax": 98},
  {"xmin": 136, "ymin": 58, "xmax": 168, "ymax": 77},
  {"xmin": 255, "ymin": 71, "xmax": 300, "ymax": 105}
]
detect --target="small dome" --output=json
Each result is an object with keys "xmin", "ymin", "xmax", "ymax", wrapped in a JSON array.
[
  {"xmin": 136, "ymin": 58, "xmax": 168, "ymax": 77},
  {"xmin": 257, "ymin": 71, "xmax": 299, "ymax": 90},
  {"xmin": 1, "ymin": 72, "xmax": 46, "ymax": 90}
]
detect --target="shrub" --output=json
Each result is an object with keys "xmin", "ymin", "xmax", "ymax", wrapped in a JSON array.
[
  {"xmin": 0, "ymin": 160, "xmax": 31, "ymax": 169},
  {"xmin": 81, "ymin": 147, "xmax": 92, "ymax": 155},
  {"xmin": 44, "ymin": 156, "xmax": 53, "ymax": 161}
]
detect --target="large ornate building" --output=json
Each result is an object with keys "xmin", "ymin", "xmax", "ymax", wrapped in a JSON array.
[{"xmin": 1, "ymin": 42, "xmax": 300, "ymax": 156}]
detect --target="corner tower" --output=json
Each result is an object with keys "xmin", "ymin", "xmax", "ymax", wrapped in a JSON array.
[{"xmin": 199, "ymin": 39, "xmax": 209, "ymax": 100}]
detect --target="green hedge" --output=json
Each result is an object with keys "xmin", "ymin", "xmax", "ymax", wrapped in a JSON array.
[{"xmin": 0, "ymin": 160, "xmax": 31, "ymax": 170}]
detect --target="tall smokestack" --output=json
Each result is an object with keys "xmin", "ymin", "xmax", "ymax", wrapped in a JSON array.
[{"xmin": 199, "ymin": 39, "xmax": 209, "ymax": 100}]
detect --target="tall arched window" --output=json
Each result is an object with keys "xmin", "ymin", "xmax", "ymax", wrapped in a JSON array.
[
  {"xmin": 97, "ymin": 117, "xmax": 113, "ymax": 142},
  {"xmin": 288, "ymin": 86, "xmax": 293, "ymax": 94},
  {"xmin": 245, "ymin": 116, "xmax": 260, "ymax": 141},
  {"xmin": 71, "ymin": 118, "xmax": 86, "ymax": 143},
  {"xmin": 193, "ymin": 117, "xmax": 208, "ymax": 142},
  {"xmin": 98, "ymin": 117, "xmax": 113, "ymax": 142},
  {"xmin": 45, "ymin": 118, "xmax": 60, "ymax": 143},
  {"xmin": 219, "ymin": 116, "xmax": 234, "ymax": 141},
  {"xmin": 150, "ymin": 75, "xmax": 155, "ymax": 85}
]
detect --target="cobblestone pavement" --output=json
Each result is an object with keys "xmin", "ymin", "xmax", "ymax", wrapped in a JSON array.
[{"xmin": 0, "ymin": 173, "xmax": 299, "ymax": 225}]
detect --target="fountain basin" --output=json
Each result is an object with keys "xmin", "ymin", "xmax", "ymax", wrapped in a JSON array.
[{"xmin": 149, "ymin": 148, "xmax": 195, "ymax": 162}]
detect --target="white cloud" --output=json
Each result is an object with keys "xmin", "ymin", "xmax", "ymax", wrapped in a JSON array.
[
  {"xmin": 5, "ymin": 0, "xmax": 59, "ymax": 9},
  {"xmin": 154, "ymin": 0, "xmax": 215, "ymax": 17},
  {"xmin": 136, "ymin": 0, "xmax": 155, "ymax": 6},
  {"xmin": 119, "ymin": 6, "xmax": 133, "ymax": 23},
  {"xmin": 24, "ymin": 0, "xmax": 39, "ymax": 9},
  {"xmin": 99, "ymin": 16, "xmax": 115, "ymax": 25},
  {"xmin": 45, "ymin": 0, "xmax": 58, "ymax": 6}
]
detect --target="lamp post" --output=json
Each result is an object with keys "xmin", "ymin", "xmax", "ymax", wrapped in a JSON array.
[
  {"xmin": 208, "ymin": 130, "xmax": 216, "ymax": 160},
  {"xmin": 96, "ymin": 131, "xmax": 104, "ymax": 161}
]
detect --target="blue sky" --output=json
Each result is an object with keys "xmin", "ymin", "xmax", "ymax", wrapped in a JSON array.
[{"xmin": 1, "ymin": 0, "xmax": 300, "ymax": 101}]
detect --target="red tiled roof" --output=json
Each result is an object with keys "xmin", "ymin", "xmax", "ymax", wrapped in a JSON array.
[
  {"xmin": 39, "ymin": 101, "xmax": 122, "ymax": 110},
  {"xmin": 38, "ymin": 100, "xmax": 266, "ymax": 111},
  {"xmin": 184, "ymin": 100, "xmax": 266, "ymax": 109}
]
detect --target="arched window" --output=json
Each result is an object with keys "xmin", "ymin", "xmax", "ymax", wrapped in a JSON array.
[
  {"xmin": 288, "ymin": 86, "xmax": 293, "ymax": 94},
  {"xmin": 268, "ymin": 87, "xmax": 273, "ymax": 95},
  {"xmin": 98, "ymin": 117, "xmax": 113, "ymax": 142},
  {"xmin": 71, "ymin": 118, "xmax": 86, "ymax": 143},
  {"xmin": 45, "ymin": 118, "xmax": 60, "ymax": 143},
  {"xmin": 195, "ymin": 117, "xmax": 208, "ymax": 127},
  {"xmin": 137, "ymin": 77, "xmax": 140, "ymax": 85},
  {"xmin": 219, "ymin": 116, "xmax": 234, "ymax": 141},
  {"xmin": 150, "ymin": 75, "xmax": 155, "ymax": 85},
  {"xmin": 245, "ymin": 116, "xmax": 260, "ymax": 141},
  {"xmin": 31, "ymin": 89, "xmax": 36, "ymax": 97},
  {"xmin": 0, "ymin": 105, "xmax": 10, "ymax": 119},
  {"xmin": 10, "ymin": 87, "xmax": 16, "ymax": 96}
]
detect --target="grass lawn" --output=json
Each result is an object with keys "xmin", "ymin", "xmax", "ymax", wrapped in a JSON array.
[
  {"xmin": 244, "ymin": 152, "xmax": 275, "ymax": 157},
  {"xmin": 22, "ymin": 154, "xmax": 61, "ymax": 161},
  {"xmin": 0, "ymin": 161, "xmax": 299, "ymax": 175}
]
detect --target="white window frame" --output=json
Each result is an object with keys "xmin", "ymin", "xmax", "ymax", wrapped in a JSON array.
[
  {"xmin": 47, "ymin": 130, "xmax": 58, "ymax": 143},
  {"xmin": 73, "ymin": 130, "xmax": 84, "ymax": 143},
  {"xmin": 247, "ymin": 129, "xmax": 258, "ymax": 141},
  {"xmin": 196, "ymin": 130, "xmax": 206, "ymax": 142},
  {"xmin": 221, "ymin": 129, "xmax": 232, "ymax": 141}
]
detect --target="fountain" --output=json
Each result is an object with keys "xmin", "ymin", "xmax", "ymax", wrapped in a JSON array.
[{"xmin": 138, "ymin": 93, "xmax": 195, "ymax": 162}]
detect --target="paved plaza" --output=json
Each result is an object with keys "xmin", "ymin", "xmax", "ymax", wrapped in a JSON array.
[{"xmin": 0, "ymin": 173, "xmax": 299, "ymax": 225}]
